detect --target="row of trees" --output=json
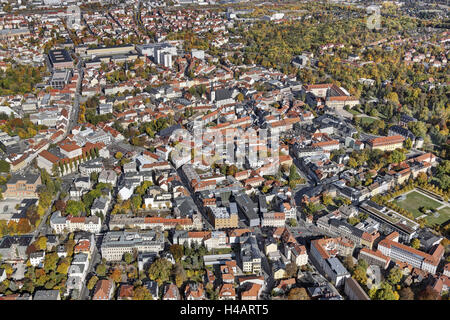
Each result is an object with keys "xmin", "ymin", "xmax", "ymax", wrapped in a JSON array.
[{"xmin": 52, "ymin": 147, "xmax": 100, "ymax": 177}]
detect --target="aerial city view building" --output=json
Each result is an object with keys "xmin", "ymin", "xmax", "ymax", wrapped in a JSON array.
[{"xmin": 0, "ymin": 0, "xmax": 448, "ymax": 304}]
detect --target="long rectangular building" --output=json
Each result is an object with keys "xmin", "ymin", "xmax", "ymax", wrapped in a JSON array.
[
  {"xmin": 377, "ymin": 232, "xmax": 444, "ymax": 274},
  {"xmin": 234, "ymin": 193, "xmax": 260, "ymax": 227},
  {"xmin": 367, "ymin": 135, "xmax": 405, "ymax": 151},
  {"xmin": 359, "ymin": 200, "xmax": 418, "ymax": 242},
  {"xmin": 101, "ymin": 230, "xmax": 164, "ymax": 262},
  {"xmin": 358, "ymin": 247, "xmax": 391, "ymax": 269}
]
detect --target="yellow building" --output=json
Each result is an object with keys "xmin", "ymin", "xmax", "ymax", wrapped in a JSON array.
[
  {"xmin": 273, "ymin": 267, "xmax": 287, "ymax": 280},
  {"xmin": 208, "ymin": 207, "xmax": 239, "ymax": 229},
  {"xmin": 368, "ymin": 135, "xmax": 405, "ymax": 151}
]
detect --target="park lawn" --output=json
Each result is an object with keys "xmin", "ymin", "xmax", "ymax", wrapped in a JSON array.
[
  {"xmin": 347, "ymin": 108, "xmax": 361, "ymax": 116},
  {"xmin": 393, "ymin": 191, "xmax": 442, "ymax": 218},
  {"xmin": 360, "ymin": 117, "xmax": 376, "ymax": 126},
  {"xmin": 426, "ymin": 207, "xmax": 450, "ymax": 227}
]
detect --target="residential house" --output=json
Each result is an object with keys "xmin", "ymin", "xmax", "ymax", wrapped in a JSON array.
[{"xmin": 92, "ymin": 279, "xmax": 115, "ymax": 300}]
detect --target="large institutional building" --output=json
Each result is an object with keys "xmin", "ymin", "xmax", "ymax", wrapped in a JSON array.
[
  {"xmin": 377, "ymin": 232, "xmax": 444, "ymax": 274},
  {"xmin": 100, "ymin": 231, "xmax": 165, "ymax": 262}
]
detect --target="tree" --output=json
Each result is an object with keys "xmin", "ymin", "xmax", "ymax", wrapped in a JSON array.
[
  {"xmin": 287, "ymin": 218, "xmax": 297, "ymax": 227},
  {"xmin": 368, "ymin": 287, "xmax": 378, "ymax": 299},
  {"xmin": 304, "ymin": 202, "xmax": 319, "ymax": 215},
  {"xmin": 261, "ymin": 185, "xmax": 270, "ymax": 194},
  {"xmin": 56, "ymin": 260, "xmax": 69, "ymax": 275},
  {"xmin": 352, "ymin": 266, "xmax": 367, "ymax": 285},
  {"xmin": 285, "ymin": 263, "xmax": 298, "ymax": 278},
  {"xmin": 65, "ymin": 200, "xmax": 85, "ymax": 216},
  {"xmin": 115, "ymin": 152, "xmax": 123, "ymax": 160},
  {"xmin": 227, "ymin": 165, "xmax": 238, "ymax": 177},
  {"xmin": 21, "ymin": 278, "xmax": 35, "ymax": 294},
  {"xmin": 375, "ymin": 282, "xmax": 399, "ymax": 300},
  {"xmin": 54, "ymin": 200, "xmax": 67, "ymax": 213},
  {"xmin": 399, "ymin": 287, "xmax": 414, "ymax": 300},
  {"xmin": 386, "ymin": 92, "xmax": 399, "ymax": 105},
  {"xmin": 65, "ymin": 238, "xmax": 75, "ymax": 257},
  {"xmin": 389, "ymin": 149, "xmax": 406, "ymax": 164},
  {"xmin": 123, "ymin": 252, "xmax": 134, "ymax": 265},
  {"xmin": 1, "ymin": 263, "xmax": 13, "ymax": 277},
  {"xmin": 343, "ymin": 255, "xmax": 355, "ymax": 271},
  {"xmin": 404, "ymin": 137, "xmax": 413, "ymax": 150},
  {"xmin": 51, "ymin": 163, "xmax": 60, "ymax": 176},
  {"xmin": 133, "ymin": 285, "xmax": 153, "ymax": 300},
  {"xmin": 44, "ymin": 252, "xmax": 59, "ymax": 273},
  {"xmin": 417, "ymin": 286, "xmax": 441, "ymax": 300},
  {"xmin": 348, "ymin": 157, "xmax": 358, "ymax": 168},
  {"xmin": 96, "ymin": 264, "xmax": 107, "ymax": 277},
  {"xmin": 17, "ymin": 219, "xmax": 31, "ymax": 234},
  {"xmin": 109, "ymin": 268, "xmax": 122, "ymax": 283},
  {"xmin": 417, "ymin": 172, "xmax": 428, "ymax": 185},
  {"xmin": 288, "ymin": 287, "xmax": 310, "ymax": 300},
  {"xmin": 289, "ymin": 165, "xmax": 300, "ymax": 181},
  {"xmin": 0, "ymin": 160, "xmax": 10, "ymax": 173},
  {"xmin": 322, "ymin": 193, "xmax": 333, "ymax": 206},
  {"xmin": 87, "ymin": 275, "xmax": 99, "ymax": 291},
  {"xmin": 148, "ymin": 258, "xmax": 173, "ymax": 285},
  {"xmin": 35, "ymin": 236, "xmax": 47, "ymax": 251},
  {"xmin": 410, "ymin": 238, "xmax": 420, "ymax": 250},
  {"xmin": 348, "ymin": 217, "xmax": 360, "ymax": 225},
  {"xmin": 408, "ymin": 121, "xmax": 427, "ymax": 138},
  {"xmin": 387, "ymin": 267, "xmax": 403, "ymax": 285},
  {"xmin": 169, "ymin": 245, "xmax": 184, "ymax": 262}
]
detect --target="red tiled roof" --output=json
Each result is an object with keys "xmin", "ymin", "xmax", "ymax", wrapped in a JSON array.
[
  {"xmin": 39, "ymin": 150, "xmax": 61, "ymax": 164},
  {"xmin": 60, "ymin": 143, "xmax": 81, "ymax": 152},
  {"xmin": 368, "ymin": 135, "xmax": 405, "ymax": 147}
]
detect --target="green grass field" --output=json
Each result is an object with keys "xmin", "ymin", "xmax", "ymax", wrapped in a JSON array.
[
  {"xmin": 393, "ymin": 190, "xmax": 449, "ymax": 226},
  {"xmin": 428, "ymin": 207, "xmax": 450, "ymax": 226},
  {"xmin": 360, "ymin": 117, "xmax": 376, "ymax": 126},
  {"xmin": 347, "ymin": 108, "xmax": 361, "ymax": 116}
]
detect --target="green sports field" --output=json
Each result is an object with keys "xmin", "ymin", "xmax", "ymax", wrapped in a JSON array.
[{"xmin": 393, "ymin": 190, "xmax": 449, "ymax": 226}]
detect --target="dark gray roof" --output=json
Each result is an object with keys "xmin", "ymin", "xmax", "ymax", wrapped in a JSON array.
[
  {"xmin": 33, "ymin": 290, "xmax": 60, "ymax": 300},
  {"xmin": 215, "ymin": 88, "xmax": 233, "ymax": 101},
  {"xmin": 174, "ymin": 196, "xmax": 197, "ymax": 216},
  {"xmin": 389, "ymin": 125, "xmax": 415, "ymax": 140},
  {"xmin": 158, "ymin": 124, "xmax": 182, "ymax": 138},
  {"xmin": 48, "ymin": 49, "xmax": 72, "ymax": 64},
  {"xmin": 0, "ymin": 235, "xmax": 33, "ymax": 249},
  {"xmin": 143, "ymin": 280, "xmax": 158, "ymax": 298},
  {"xmin": 234, "ymin": 192, "xmax": 259, "ymax": 221},
  {"xmin": 8, "ymin": 173, "xmax": 40, "ymax": 185},
  {"xmin": 400, "ymin": 114, "xmax": 417, "ymax": 123},
  {"xmin": 329, "ymin": 218, "xmax": 364, "ymax": 238}
]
